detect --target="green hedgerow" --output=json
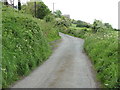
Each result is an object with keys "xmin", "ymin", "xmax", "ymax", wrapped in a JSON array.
[{"xmin": 2, "ymin": 6, "xmax": 60, "ymax": 88}]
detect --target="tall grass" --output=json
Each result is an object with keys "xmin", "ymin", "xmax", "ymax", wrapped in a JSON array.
[
  {"xmin": 60, "ymin": 27, "xmax": 91, "ymax": 38},
  {"xmin": 2, "ymin": 6, "xmax": 60, "ymax": 88},
  {"xmin": 35, "ymin": 19, "xmax": 60, "ymax": 42},
  {"xmin": 84, "ymin": 31, "xmax": 118, "ymax": 88},
  {"xmin": 61, "ymin": 23, "xmax": 119, "ymax": 88}
]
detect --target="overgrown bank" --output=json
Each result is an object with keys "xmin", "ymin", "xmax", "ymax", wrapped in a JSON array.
[
  {"xmin": 61, "ymin": 20, "xmax": 119, "ymax": 88},
  {"xmin": 2, "ymin": 6, "xmax": 60, "ymax": 88},
  {"xmin": 84, "ymin": 31, "xmax": 118, "ymax": 88}
]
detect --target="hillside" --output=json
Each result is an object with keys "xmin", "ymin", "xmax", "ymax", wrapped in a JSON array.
[{"xmin": 2, "ymin": 6, "xmax": 60, "ymax": 88}]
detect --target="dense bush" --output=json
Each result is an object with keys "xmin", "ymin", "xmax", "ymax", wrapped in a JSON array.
[
  {"xmin": 44, "ymin": 14, "xmax": 55, "ymax": 22},
  {"xmin": 92, "ymin": 20, "xmax": 114, "ymax": 33},
  {"xmin": 21, "ymin": 1, "xmax": 51, "ymax": 19},
  {"xmin": 2, "ymin": 6, "xmax": 60, "ymax": 88},
  {"xmin": 54, "ymin": 10, "xmax": 62, "ymax": 18},
  {"xmin": 76, "ymin": 20, "xmax": 91, "ymax": 28},
  {"xmin": 84, "ymin": 31, "xmax": 119, "ymax": 88},
  {"xmin": 104, "ymin": 23, "xmax": 113, "ymax": 29},
  {"xmin": 60, "ymin": 26, "xmax": 91, "ymax": 39},
  {"xmin": 55, "ymin": 17, "xmax": 71, "ymax": 30},
  {"xmin": 35, "ymin": 19, "xmax": 60, "ymax": 42},
  {"xmin": 71, "ymin": 19, "xmax": 77, "ymax": 24}
]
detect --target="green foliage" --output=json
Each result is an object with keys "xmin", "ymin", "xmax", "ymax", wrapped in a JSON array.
[
  {"xmin": 92, "ymin": 20, "xmax": 114, "ymax": 33},
  {"xmin": 55, "ymin": 16, "xmax": 71, "ymax": 29},
  {"xmin": 104, "ymin": 23, "xmax": 113, "ymax": 29},
  {"xmin": 21, "ymin": 1, "xmax": 51, "ymax": 19},
  {"xmin": 53, "ymin": 10, "xmax": 71, "ymax": 29},
  {"xmin": 60, "ymin": 24, "xmax": 91, "ymax": 38},
  {"xmin": 21, "ymin": 2, "xmax": 34, "ymax": 15},
  {"xmin": 2, "ymin": 6, "xmax": 60, "ymax": 88},
  {"xmin": 92, "ymin": 20, "xmax": 105, "ymax": 33},
  {"xmin": 54, "ymin": 10, "xmax": 62, "ymax": 18},
  {"xmin": 61, "ymin": 19, "xmax": 119, "ymax": 88},
  {"xmin": 35, "ymin": 19, "xmax": 60, "ymax": 42},
  {"xmin": 36, "ymin": 2, "xmax": 51, "ymax": 19},
  {"xmin": 76, "ymin": 20, "xmax": 91, "ymax": 28},
  {"xmin": 71, "ymin": 19, "xmax": 77, "ymax": 24},
  {"xmin": 44, "ymin": 14, "xmax": 55, "ymax": 22},
  {"xmin": 70, "ymin": 24, "xmax": 92, "ymax": 31},
  {"xmin": 84, "ymin": 31, "xmax": 119, "ymax": 88}
]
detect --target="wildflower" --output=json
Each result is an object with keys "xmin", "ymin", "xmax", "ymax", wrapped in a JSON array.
[
  {"xmin": 1, "ymin": 68, "xmax": 6, "ymax": 71},
  {"xmin": 105, "ymin": 84, "xmax": 109, "ymax": 86}
]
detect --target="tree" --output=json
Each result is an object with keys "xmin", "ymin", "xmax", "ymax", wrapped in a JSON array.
[
  {"xmin": 54, "ymin": 10, "xmax": 62, "ymax": 18},
  {"xmin": 55, "ymin": 16, "xmax": 71, "ymax": 28},
  {"xmin": 18, "ymin": 0, "xmax": 21, "ymax": 10},
  {"xmin": 21, "ymin": 1, "xmax": 51, "ymax": 19},
  {"xmin": 71, "ymin": 19, "xmax": 77, "ymax": 24},
  {"xmin": 104, "ymin": 23, "xmax": 112, "ymax": 29},
  {"xmin": 92, "ymin": 20, "xmax": 106, "ymax": 33},
  {"xmin": 76, "ymin": 20, "xmax": 90, "ymax": 28},
  {"xmin": 36, "ymin": 2, "xmax": 51, "ymax": 19},
  {"xmin": 4, "ymin": 0, "xmax": 8, "ymax": 5}
]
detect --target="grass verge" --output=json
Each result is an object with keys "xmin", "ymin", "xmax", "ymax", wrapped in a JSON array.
[
  {"xmin": 61, "ymin": 25, "xmax": 119, "ymax": 88},
  {"xmin": 2, "ymin": 6, "xmax": 60, "ymax": 88}
]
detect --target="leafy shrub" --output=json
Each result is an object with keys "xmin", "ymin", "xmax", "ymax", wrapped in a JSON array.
[
  {"xmin": 44, "ymin": 14, "xmax": 54, "ymax": 22},
  {"xmin": 84, "ymin": 31, "xmax": 119, "ymax": 88},
  {"xmin": 92, "ymin": 20, "xmax": 114, "ymax": 33},
  {"xmin": 71, "ymin": 19, "xmax": 77, "ymax": 24},
  {"xmin": 2, "ymin": 6, "xmax": 60, "ymax": 88},
  {"xmin": 60, "ymin": 26, "xmax": 91, "ymax": 39},
  {"xmin": 35, "ymin": 19, "xmax": 60, "ymax": 42},
  {"xmin": 76, "ymin": 20, "xmax": 91, "ymax": 28},
  {"xmin": 21, "ymin": 1, "xmax": 51, "ymax": 19},
  {"xmin": 54, "ymin": 10, "xmax": 62, "ymax": 18},
  {"xmin": 104, "ymin": 23, "xmax": 113, "ymax": 29},
  {"xmin": 55, "ymin": 16, "xmax": 71, "ymax": 28}
]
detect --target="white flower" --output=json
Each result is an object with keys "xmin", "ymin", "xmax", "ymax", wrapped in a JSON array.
[
  {"xmin": 1, "ymin": 68, "xmax": 6, "ymax": 71},
  {"xmin": 105, "ymin": 84, "xmax": 109, "ymax": 86}
]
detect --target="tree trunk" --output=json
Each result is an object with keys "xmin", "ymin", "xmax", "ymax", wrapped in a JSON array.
[
  {"xmin": 34, "ymin": 2, "xmax": 36, "ymax": 17},
  {"xmin": 18, "ymin": 0, "xmax": 21, "ymax": 10}
]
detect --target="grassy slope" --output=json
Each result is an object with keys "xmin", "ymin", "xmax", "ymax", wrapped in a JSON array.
[
  {"xmin": 61, "ymin": 24, "xmax": 119, "ymax": 88},
  {"xmin": 70, "ymin": 24, "xmax": 91, "ymax": 31},
  {"xmin": 2, "ymin": 6, "xmax": 60, "ymax": 88},
  {"xmin": 84, "ymin": 31, "xmax": 118, "ymax": 88},
  {"xmin": 35, "ymin": 20, "xmax": 60, "ymax": 42},
  {"xmin": 60, "ymin": 24, "xmax": 92, "ymax": 38}
]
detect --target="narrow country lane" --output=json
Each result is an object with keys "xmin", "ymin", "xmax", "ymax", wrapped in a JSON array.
[{"xmin": 12, "ymin": 33, "xmax": 99, "ymax": 88}]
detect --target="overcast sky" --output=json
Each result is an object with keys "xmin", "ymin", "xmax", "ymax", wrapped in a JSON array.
[
  {"xmin": 7, "ymin": 0, "xmax": 120, "ymax": 29},
  {"xmin": 43, "ymin": 0, "xmax": 119, "ymax": 29}
]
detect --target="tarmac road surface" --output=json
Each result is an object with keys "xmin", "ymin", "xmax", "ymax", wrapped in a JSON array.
[{"xmin": 12, "ymin": 33, "xmax": 99, "ymax": 88}]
